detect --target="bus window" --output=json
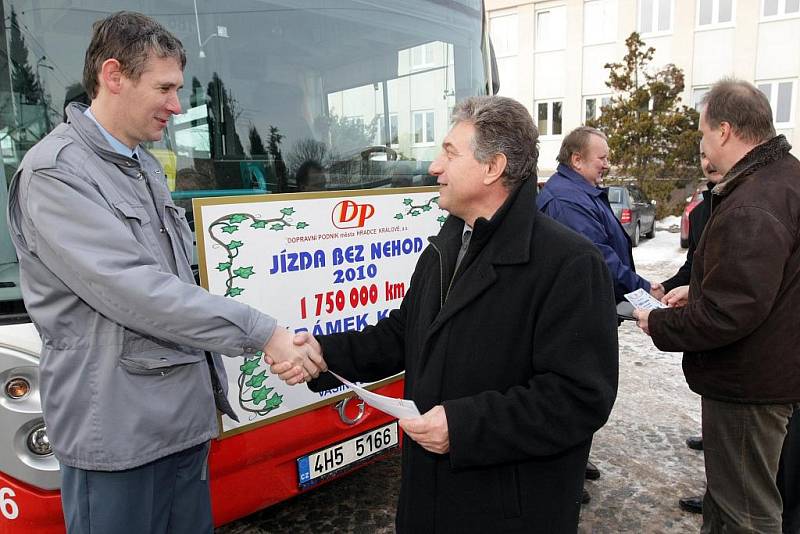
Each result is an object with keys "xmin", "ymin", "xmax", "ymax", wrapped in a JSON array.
[{"xmin": 0, "ymin": 0, "xmax": 489, "ymax": 524}]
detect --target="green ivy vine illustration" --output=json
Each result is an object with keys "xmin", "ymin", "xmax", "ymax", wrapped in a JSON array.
[
  {"xmin": 394, "ymin": 196, "xmax": 446, "ymax": 226},
  {"xmin": 208, "ymin": 208, "xmax": 308, "ymax": 298},
  {"xmin": 238, "ymin": 351, "xmax": 284, "ymax": 418},
  {"xmin": 209, "ymin": 206, "xmax": 308, "ymax": 418}
]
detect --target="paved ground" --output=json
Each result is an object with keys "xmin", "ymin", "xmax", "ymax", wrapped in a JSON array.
[{"xmin": 218, "ymin": 223, "xmax": 705, "ymax": 533}]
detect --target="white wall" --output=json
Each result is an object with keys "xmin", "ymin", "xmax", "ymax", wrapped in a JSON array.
[{"xmin": 486, "ymin": 0, "xmax": 800, "ymax": 169}]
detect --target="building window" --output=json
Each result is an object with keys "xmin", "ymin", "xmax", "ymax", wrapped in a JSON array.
[
  {"xmin": 758, "ymin": 80, "xmax": 795, "ymax": 126},
  {"xmin": 692, "ymin": 87, "xmax": 710, "ymax": 111},
  {"xmin": 375, "ymin": 114, "xmax": 399, "ymax": 146},
  {"xmin": 762, "ymin": 0, "xmax": 800, "ymax": 18},
  {"xmin": 536, "ymin": 6, "xmax": 566, "ymax": 51},
  {"xmin": 490, "ymin": 13, "xmax": 518, "ymax": 57},
  {"xmin": 639, "ymin": 0, "xmax": 672, "ymax": 34},
  {"xmin": 537, "ymin": 101, "xmax": 563, "ymax": 136},
  {"xmin": 410, "ymin": 43, "xmax": 435, "ymax": 69},
  {"xmin": 584, "ymin": 0, "xmax": 618, "ymax": 44},
  {"xmin": 697, "ymin": 0, "xmax": 734, "ymax": 27},
  {"xmin": 584, "ymin": 96, "xmax": 612, "ymax": 123},
  {"xmin": 412, "ymin": 110, "xmax": 435, "ymax": 145}
]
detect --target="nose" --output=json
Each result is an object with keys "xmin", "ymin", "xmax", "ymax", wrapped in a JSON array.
[
  {"xmin": 166, "ymin": 92, "xmax": 182, "ymax": 115},
  {"xmin": 428, "ymin": 154, "xmax": 444, "ymax": 176}
]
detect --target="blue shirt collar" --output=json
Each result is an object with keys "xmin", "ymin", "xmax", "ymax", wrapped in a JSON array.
[
  {"xmin": 83, "ymin": 107, "xmax": 139, "ymax": 159},
  {"xmin": 556, "ymin": 163, "xmax": 605, "ymax": 197}
]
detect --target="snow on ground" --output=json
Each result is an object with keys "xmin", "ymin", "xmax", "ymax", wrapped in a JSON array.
[
  {"xmin": 578, "ymin": 221, "xmax": 704, "ymax": 533},
  {"xmin": 633, "ymin": 217, "xmax": 686, "ymax": 269}
]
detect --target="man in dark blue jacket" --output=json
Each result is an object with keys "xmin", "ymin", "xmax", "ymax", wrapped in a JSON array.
[
  {"xmin": 537, "ymin": 126, "xmax": 662, "ymax": 495},
  {"xmin": 537, "ymin": 126, "xmax": 662, "ymax": 303}
]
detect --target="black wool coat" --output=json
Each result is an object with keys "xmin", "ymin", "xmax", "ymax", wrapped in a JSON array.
[
  {"xmin": 309, "ymin": 178, "xmax": 619, "ymax": 533},
  {"xmin": 662, "ymin": 188, "xmax": 712, "ymax": 293}
]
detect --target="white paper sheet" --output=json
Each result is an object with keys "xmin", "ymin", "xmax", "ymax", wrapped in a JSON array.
[
  {"xmin": 330, "ymin": 371, "xmax": 421, "ymax": 419},
  {"xmin": 624, "ymin": 288, "xmax": 667, "ymax": 310}
]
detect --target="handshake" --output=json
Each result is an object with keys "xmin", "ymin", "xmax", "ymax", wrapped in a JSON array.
[
  {"xmin": 263, "ymin": 329, "xmax": 327, "ymax": 385},
  {"xmin": 262, "ymin": 328, "xmax": 452, "ymax": 454}
]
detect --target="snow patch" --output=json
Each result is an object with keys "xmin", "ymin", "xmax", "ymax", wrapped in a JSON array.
[{"xmin": 633, "ymin": 220, "xmax": 686, "ymax": 273}]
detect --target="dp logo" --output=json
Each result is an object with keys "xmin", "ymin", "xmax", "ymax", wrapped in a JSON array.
[{"xmin": 332, "ymin": 200, "xmax": 375, "ymax": 229}]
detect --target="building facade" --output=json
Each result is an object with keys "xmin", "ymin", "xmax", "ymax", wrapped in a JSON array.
[{"xmin": 487, "ymin": 0, "xmax": 800, "ymax": 173}]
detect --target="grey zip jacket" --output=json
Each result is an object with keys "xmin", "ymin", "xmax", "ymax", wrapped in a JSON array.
[{"xmin": 7, "ymin": 103, "xmax": 276, "ymax": 470}]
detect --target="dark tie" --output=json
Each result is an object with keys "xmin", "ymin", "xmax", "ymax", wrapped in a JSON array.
[{"xmin": 455, "ymin": 230, "xmax": 472, "ymax": 273}]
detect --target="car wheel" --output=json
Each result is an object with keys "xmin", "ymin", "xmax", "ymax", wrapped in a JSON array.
[
  {"xmin": 645, "ymin": 221, "xmax": 656, "ymax": 239},
  {"xmin": 631, "ymin": 222, "xmax": 640, "ymax": 247}
]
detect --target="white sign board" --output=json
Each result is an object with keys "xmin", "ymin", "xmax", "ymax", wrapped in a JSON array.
[{"xmin": 194, "ymin": 187, "xmax": 446, "ymax": 436}]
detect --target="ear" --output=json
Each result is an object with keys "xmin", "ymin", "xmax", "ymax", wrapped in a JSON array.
[
  {"xmin": 570, "ymin": 151, "xmax": 583, "ymax": 170},
  {"xmin": 99, "ymin": 58, "xmax": 124, "ymax": 95},
  {"xmin": 718, "ymin": 121, "xmax": 732, "ymax": 146},
  {"xmin": 483, "ymin": 152, "xmax": 507, "ymax": 186}
]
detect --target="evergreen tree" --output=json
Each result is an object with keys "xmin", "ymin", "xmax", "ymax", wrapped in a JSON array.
[
  {"xmin": 206, "ymin": 73, "xmax": 244, "ymax": 157},
  {"xmin": 248, "ymin": 125, "xmax": 266, "ymax": 156},
  {"xmin": 0, "ymin": 0, "xmax": 9, "ymax": 120},
  {"xmin": 9, "ymin": 7, "xmax": 42, "ymax": 104},
  {"xmin": 190, "ymin": 77, "xmax": 203, "ymax": 109},
  {"xmin": 267, "ymin": 125, "xmax": 287, "ymax": 191},
  {"xmin": 590, "ymin": 32, "xmax": 701, "ymax": 187}
]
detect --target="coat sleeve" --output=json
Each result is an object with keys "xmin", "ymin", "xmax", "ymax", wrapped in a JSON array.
[
  {"xmin": 544, "ymin": 198, "xmax": 650, "ymax": 298},
  {"xmin": 650, "ymin": 206, "xmax": 793, "ymax": 352},
  {"xmin": 662, "ymin": 252, "xmax": 692, "ymax": 292},
  {"xmin": 444, "ymin": 250, "xmax": 619, "ymax": 467},
  {"xmin": 15, "ymin": 163, "xmax": 275, "ymax": 355},
  {"xmin": 663, "ymin": 202, "xmax": 706, "ymax": 292},
  {"xmin": 306, "ymin": 252, "xmax": 427, "ymax": 391},
  {"xmin": 307, "ymin": 307, "xmax": 406, "ymax": 391}
]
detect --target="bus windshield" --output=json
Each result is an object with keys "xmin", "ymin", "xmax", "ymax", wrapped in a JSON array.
[{"xmin": 0, "ymin": 0, "xmax": 489, "ymax": 322}]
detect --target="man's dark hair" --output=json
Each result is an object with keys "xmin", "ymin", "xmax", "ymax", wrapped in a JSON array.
[
  {"xmin": 295, "ymin": 160, "xmax": 325, "ymax": 191},
  {"xmin": 701, "ymin": 78, "xmax": 775, "ymax": 144},
  {"xmin": 83, "ymin": 11, "xmax": 186, "ymax": 99},
  {"xmin": 450, "ymin": 96, "xmax": 539, "ymax": 189},
  {"xmin": 556, "ymin": 126, "xmax": 607, "ymax": 167}
]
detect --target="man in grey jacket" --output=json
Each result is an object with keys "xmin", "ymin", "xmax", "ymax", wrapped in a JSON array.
[{"xmin": 6, "ymin": 11, "xmax": 323, "ymax": 534}]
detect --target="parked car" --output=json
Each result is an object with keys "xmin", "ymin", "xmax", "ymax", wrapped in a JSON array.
[
  {"xmin": 680, "ymin": 185, "xmax": 705, "ymax": 248},
  {"xmin": 608, "ymin": 185, "xmax": 656, "ymax": 247}
]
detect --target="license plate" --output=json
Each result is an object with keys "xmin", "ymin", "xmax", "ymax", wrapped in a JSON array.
[{"xmin": 297, "ymin": 422, "xmax": 398, "ymax": 487}]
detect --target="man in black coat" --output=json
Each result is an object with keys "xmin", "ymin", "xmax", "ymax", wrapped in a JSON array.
[
  {"xmin": 273, "ymin": 96, "xmax": 619, "ymax": 533},
  {"xmin": 661, "ymin": 142, "xmax": 719, "ymax": 302}
]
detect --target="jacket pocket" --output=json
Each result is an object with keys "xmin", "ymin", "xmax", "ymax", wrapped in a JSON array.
[
  {"xmin": 165, "ymin": 203, "xmax": 194, "ymax": 264},
  {"xmin": 119, "ymin": 355, "xmax": 203, "ymax": 375},
  {"xmin": 119, "ymin": 331, "xmax": 204, "ymax": 376},
  {"xmin": 113, "ymin": 201, "xmax": 151, "ymax": 225},
  {"xmin": 112, "ymin": 200, "xmax": 157, "ymax": 256}
]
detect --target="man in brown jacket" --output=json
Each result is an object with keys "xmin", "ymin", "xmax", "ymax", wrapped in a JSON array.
[{"xmin": 634, "ymin": 79, "xmax": 800, "ymax": 533}]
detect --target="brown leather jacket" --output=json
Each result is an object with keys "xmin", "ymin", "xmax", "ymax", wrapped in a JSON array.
[{"xmin": 650, "ymin": 135, "xmax": 800, "ymax": 403}]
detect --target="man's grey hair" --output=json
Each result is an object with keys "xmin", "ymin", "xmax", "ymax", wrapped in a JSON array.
[
  {"xmin": 556, "ymin": 126, "xmax": 607, "ymax": 167},
  {"xmin": 83, "ymin": 11, "xmax": 186, "ymax": 99},
  {"xmin": 701, "ymin": 78, "xmax": 775, "ymax": 144},
  {"xmin": 450, "ymin": 96, "xmax": 539, "ymax": 188}
]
